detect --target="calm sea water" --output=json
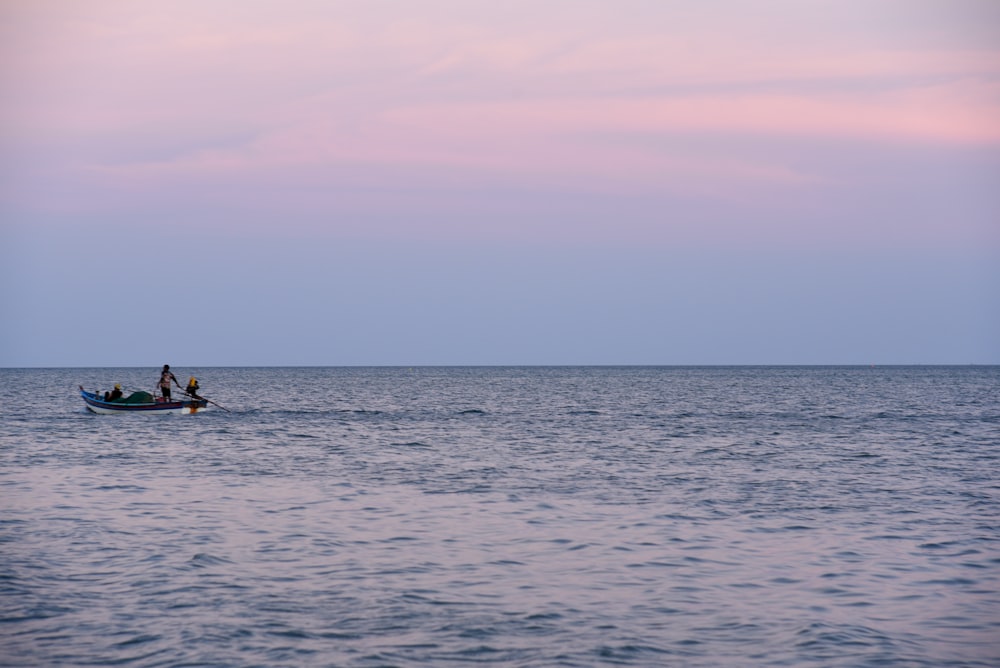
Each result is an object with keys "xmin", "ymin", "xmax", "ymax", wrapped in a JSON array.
[{"xmin": 1, "ymin": 366, "xmax": 998, "ymax": 667}]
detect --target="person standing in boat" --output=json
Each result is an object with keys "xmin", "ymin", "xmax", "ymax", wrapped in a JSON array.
[{"xmin": 159, "ymin": 364, "xmax": 182, "ymax": 401}]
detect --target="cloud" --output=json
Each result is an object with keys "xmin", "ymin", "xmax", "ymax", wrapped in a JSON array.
[{"xmin": 2, "ymin": 1, "xmax": 997, "ymax": 230}]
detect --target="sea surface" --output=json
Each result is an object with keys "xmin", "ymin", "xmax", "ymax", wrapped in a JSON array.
[{"xmin": 1, "ymin": 366, "xmax": 998, "ymax": 667}]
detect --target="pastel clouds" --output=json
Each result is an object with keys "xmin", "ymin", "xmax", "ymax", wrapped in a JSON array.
[
  {"xmin": 2, "ymin": 1, "xmax": 998, "ymax": 226},
  {"xmin": 2, "ymin": 2, "xmax": 999, "ymax": 367}
]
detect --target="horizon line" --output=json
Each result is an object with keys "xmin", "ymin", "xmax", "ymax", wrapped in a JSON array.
[{"xmin": 3, "ymin": 363, "xmax": 997, "ymax": 370}]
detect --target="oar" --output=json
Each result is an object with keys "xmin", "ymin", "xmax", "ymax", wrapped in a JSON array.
[
  {"xmin": 187, "ymin": 391, "xmax": 231, "ymax": 412},
  {"xmin": 205, "ymin": 398, "xmax": 231, "ymax": 412}
]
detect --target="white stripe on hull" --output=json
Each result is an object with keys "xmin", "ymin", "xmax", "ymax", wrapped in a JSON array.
[{"xmin": 85, "ymin": 403, "xmax": 201, "ymax": 415}]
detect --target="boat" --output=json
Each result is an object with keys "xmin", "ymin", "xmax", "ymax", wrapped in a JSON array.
[{"xmin": 79, "ymin": 386, "xmax": 209, "ymax": 415}]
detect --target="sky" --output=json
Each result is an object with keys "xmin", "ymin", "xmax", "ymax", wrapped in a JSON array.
[{"xmin": 1, "ymin": 0, "xmax": 998, "ymax": 366}]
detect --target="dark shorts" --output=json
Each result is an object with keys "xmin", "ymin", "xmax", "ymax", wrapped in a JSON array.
[{"xmin": 161, "ymin": 386, "xmax": 172, "ymax": 400}]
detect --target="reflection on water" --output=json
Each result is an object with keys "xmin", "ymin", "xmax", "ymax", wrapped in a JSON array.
[{"xmin": 1, "ymin": 366, "xmax": 998, "ymax": 666}]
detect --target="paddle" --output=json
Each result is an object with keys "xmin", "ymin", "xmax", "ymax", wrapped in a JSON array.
[
  {"xmin": 186, "ymin": 390, "xmax": 231, "ymax": 412},
  {"xmin": 204, "ymin": 397, "xmax": 231, "ymax": 413}
]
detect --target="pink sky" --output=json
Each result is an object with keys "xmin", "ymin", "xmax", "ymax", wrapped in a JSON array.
[
  {"xmin": 1, "ymin": 1, "xmax": 998, "ymax": 365},
  {"xmin": 3, "ymin": 1, "xmax": 998, "ymax": 242}
]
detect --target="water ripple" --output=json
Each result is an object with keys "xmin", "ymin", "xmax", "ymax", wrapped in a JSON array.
[{"xmin": 1, "ymin": 366, "xmax": 998, "ymax": 667}]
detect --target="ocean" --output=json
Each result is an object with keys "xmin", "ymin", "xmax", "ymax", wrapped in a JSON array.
[{"xmin": 1, "ymin": 366, "xmax": 997, "ymax": 667}]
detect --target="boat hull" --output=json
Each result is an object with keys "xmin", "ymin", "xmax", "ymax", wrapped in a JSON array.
[{"xmin": 79, "ymin": 389, "xmax": 208, "ymax": 415}]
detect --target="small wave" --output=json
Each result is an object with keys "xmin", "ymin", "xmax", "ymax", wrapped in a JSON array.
[
  {"xmin": 918, "ymin": 577, "xmax": 978, "ymax": 586},
  {"xmin": 95, "ymin": 484, "xmax": 146, "ymax": 492},
  {"xmin": 187, "ymin": 553, "xmax": 233, "ymax": 568},
  {"xmin": 526, "ymin": 611, "xmax": 563, "ymax": 620},
  {"xmin": 794, "ymin": 621, "xmax": 896, "ymax": 651},
  {"xmin": 318, "ymin": 630, "xmax": 365, "ymax": 640},
  {"xmin": 1, "ymin": 605, "xmax": 75, "ymax": 623},
  {"xmin": 627, "ymin": 560, "xmax": 682, "ymax": 569},
  {"xmin": 596, "ymin": 643, "xmax": 672, "ymax": 660},
  {"xmin": 265, "ymin": 628, "xmax": 314, "ymax": 640},
  {"xmin": 113, "ymin": 633, "xmax": 161, "ymax": 648},
  {"xmin": 918, "ymin": 541, "xmax": 959, "ymax": 549}
]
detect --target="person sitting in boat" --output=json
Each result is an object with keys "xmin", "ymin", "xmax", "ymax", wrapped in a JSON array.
[
  {"xmin": 109, "ymin": 383, "xmax": 124, "ymax": 402},
  {"xmin": 185, "ymin": 376, "xmax": 203, "ymax": 400},
  {"xmin": 159, "ymin": 364, "xmax": 182, "ymax": 401}
]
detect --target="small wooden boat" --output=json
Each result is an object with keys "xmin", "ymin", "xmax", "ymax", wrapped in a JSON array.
[{"xmin": 79, "ymin": 386, "xmax": 209, "ymax": 415}]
